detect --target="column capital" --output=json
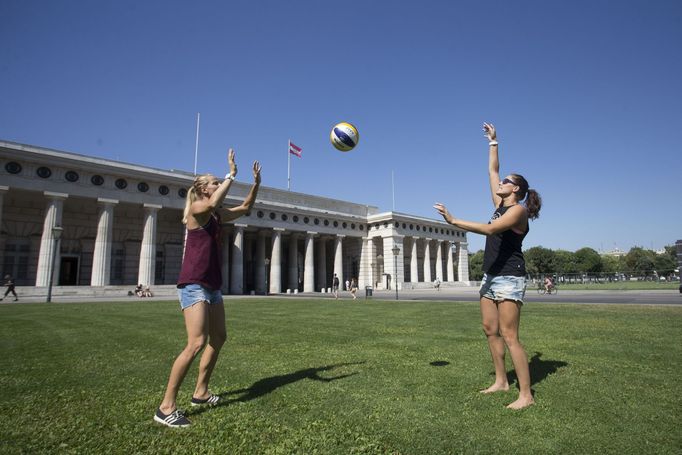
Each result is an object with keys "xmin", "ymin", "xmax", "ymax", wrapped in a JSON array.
[
  {"xmin": 97, "ymin": 198, "xmax": 119, "ymax": 205},
  {"xmin": 458, "ymin": 242, "xmax": 469, "ymax": 248},
  {"xmin": 273, "ymin": 227, "xmax": 286, "ymax": 232},
  {"xmin": 44, "ymin": 191, "xmax": 68, "ymax": 200},
  {"xmin": 306, "ymin": 231, "xmax": 318, "ymax": 236},
  {"xmin": 143, "ymin": 203, "xmax": 163, "ymax": 210},
  {"xmin": 335, "ymin": 234, "xmax": 346, "ymax": 239},
  {"xmin": 233, "ymin": 223, "xmax": 247, "ymax": 230},
  {"xmin": 0, "ymin": 185, "xmax": 9, "ymax": 193}
]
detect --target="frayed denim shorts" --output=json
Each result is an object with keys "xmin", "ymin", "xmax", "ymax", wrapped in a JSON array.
[
  {"xmin": 177, "ymin": 284, "xmax": 223, "ymax": 310},
  {"xmin": 479, "ymin": 274, "xmax": 527, "ymax": 304}
]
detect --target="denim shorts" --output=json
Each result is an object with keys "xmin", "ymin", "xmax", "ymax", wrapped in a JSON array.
[
  {"xmin": 479, "ymin": 274, "xmax": 527, "ymax": 304},
  {"xmin": 177, "ymin": 284, "xmax": 223, "ymax": 310}
]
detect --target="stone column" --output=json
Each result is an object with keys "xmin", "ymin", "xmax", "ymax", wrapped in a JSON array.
[
  {"xmin": 231, "ymin": 224, "xmax": 246, "ymax": 294},
  {"xmin": 410, "ymin": 238, "xmax": 419, "ymax": 283},
  {"xmin": 269, "ymin": 228, "xmax": 284, "ymax": 294},
  {"xmin": 0, "ymin": 186, "xmax": 7, "ymax": 238},
  {"xmin": 138, "ymin": 204, "xmax": 161, "ymax": 287},
  {"xmin": 36, "ymin": 192, "xmax": 68, "ymax": 286},
  {"xmin": 457, "ymin": 242, "xmax": 470, "ymax": 282},
  {"xmin": 435, "ymin": 240, "xmax": 444, "ymax": 282},
  {"xmin": 315, "ymin": 238, "xmax": 327, "ymax": 291},
  {"xmin": 304, "ymin": 232, "xmax": 316, "ymax": 292},
  {"xmin": 0, "ymin": 186, "xmax": 8, "ymax": 268},
  {"xmin": 91, "ymin": 198, "xmax": 118, "ymax": 286},
  {"xmin": 255, "ymin": 231, "xmax": 266, "ymax": 294},
  {"xmin": 358, "ymin": 236, "xmax": 372, "ymax": 289},
  {"xmin": 423, "ymin": 238, "xmax": 432, "ymax": 283},
  {"xmin": 446, "ymin": 241, "xmax": 456, "ymax": 282},
  {"xmin": 287, "ymin": 234, "xmax": 299, "ymax": 292},
  {"xmin": 333, "ymin": 235, "xmax": 344, "ymax": 290},
  {"xmin": 383, "ymin": 235, "xmax": 404, "ymax": 290},
  {"xmin": 221, "ymin": 229, "xmax": 231, "ymax": 294}
]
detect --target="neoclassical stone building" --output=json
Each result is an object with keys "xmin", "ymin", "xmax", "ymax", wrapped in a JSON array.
[{"xmin": 0, "ymin": 140, "xmax": 470, "ymax": 294}]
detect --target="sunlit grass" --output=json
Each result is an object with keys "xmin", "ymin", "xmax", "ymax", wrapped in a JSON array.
[{"xmin": 0, "ymin": 299, "xmax": 680, "ymax": 454}]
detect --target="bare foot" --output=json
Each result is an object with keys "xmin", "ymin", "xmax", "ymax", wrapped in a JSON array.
[
  {"xmin": 506, "ymin": 396, "xmax": 535, "ymax": 410},
  {"xmin": 480, "ymin": 383, "xmax": 509, "ymax": 394}
]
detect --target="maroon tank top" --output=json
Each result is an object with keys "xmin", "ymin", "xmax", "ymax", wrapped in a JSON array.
[{"xmin": 177, "ymin": 213, "xmax": 222, "ymax": 291}]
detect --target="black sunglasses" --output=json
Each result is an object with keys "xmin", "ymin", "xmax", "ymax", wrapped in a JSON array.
[{"xmin": 501, "ymin": 178, "xmax": 518, "ymax": 186}]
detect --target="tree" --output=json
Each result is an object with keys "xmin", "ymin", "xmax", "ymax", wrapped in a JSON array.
[
  {"xmin": 524, "ymin": 246, "xmax": 556, "ymax": 276},
  {"xmin": 554, "ymin": 250, "xmax": 578, "ymax": 275},
  {"xmin": 654, "ymin": 253, "xmax": 676, "ymax": 276},
  {"xmin": 601, "ymin": 255, "xmax": 624, "ymax": 274},
  {"xmin": 574, "ymin": 247, "xmax": 603, "ymax": 273},
  {"xmin": 625, "ymin": 247, "xmax": 656, "ymax": 275},
  {"xmin": 468, "ymin": 250, "xmax": 484, "ymax": 281}
]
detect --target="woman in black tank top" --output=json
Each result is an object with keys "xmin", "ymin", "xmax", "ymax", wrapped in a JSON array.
[{"xmin": 434, "ymin": 123, "xmax": 542, "ymax": 410}]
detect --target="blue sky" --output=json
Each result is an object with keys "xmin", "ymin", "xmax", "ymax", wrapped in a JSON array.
[{"xmin": 1, "ymin": 0, "xmax": 680, "ymax": 253}]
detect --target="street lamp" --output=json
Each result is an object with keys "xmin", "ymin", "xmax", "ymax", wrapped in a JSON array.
[
  {"xmin": 264, "ymin": 258, "xmax": 270, "ymax": 295},
  {"xmin": 47, "ymin": 226, "xmax": 63, "ymax": 303},
  {"xmin": 392, "ymin": 245, "xmax": 400, "ymax": 300}
]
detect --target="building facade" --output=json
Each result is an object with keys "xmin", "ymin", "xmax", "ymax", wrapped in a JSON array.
[{"xmin": 0, "ymin": 140, "xmax": 470, "ymax": 294}]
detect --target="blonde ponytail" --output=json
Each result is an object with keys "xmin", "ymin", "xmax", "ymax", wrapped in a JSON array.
[{"xmin": 182, "ymin": 174, "xmax": 214, "ymax": 224}]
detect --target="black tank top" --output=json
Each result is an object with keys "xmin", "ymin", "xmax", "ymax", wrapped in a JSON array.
[{"xmin": 482, "ymin": 205, "xmax": 528, "ymax": 277}]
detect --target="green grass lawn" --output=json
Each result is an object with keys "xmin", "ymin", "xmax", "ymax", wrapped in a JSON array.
[{"xmin": 1, "ymin": 298, "xmax": 680, "ymax": 454}]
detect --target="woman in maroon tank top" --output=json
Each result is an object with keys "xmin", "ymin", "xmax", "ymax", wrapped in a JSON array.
[
  {"xmin": 434, "ymin": 123, "xmax": 542, "ymax": 410},
  {"xmin": 154, "ymin": 149, "xmax": 261, "ymax": 428}
]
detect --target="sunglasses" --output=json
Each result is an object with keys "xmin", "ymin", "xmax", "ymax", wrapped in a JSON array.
[{"xmin": 501, "ymin": 178, "xmax": 518, "ymax": 186}]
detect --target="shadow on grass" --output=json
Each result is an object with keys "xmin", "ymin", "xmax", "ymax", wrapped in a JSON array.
[
  {"xmin": 504, "ymin": 352, "xmax": 568, "ymax": 387},
  {"xmin": 189, "ymin": 361, "xmax": 365, "ymax": 416}
]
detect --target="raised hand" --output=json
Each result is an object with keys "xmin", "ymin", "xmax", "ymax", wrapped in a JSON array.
[
  {"xmin": 433, "ymin": 203, "xmax": 454, "ymax": 224},
  {"xmin": 228, "ymin": 148, "xmax": 238, "ymax": 178},
  {"xmin": 483, "ymin": 123, "xmax": 497, "ymax": 141},
  {"xmin": 252, "ymin": 161, "xmax": 262, "ymax": 185}
]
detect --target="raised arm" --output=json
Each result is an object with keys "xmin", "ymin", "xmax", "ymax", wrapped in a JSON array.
[
  {"xmin": 484, "ymin": 123, "xmax": 502, "ymax": 208},
  {"xmin": 190, "ymin": 149, "xmax": 238, "ymax": 221},
  {"xmin": 222, "ymin": 161, "xmax": 262, "ymax": 222}
]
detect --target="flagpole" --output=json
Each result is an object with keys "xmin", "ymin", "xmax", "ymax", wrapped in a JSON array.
[
  {"xmin": 392, "ymin": 170, "xmax": 395, "ymax": 211},
  {"xmin": 287, "ymin": 139, "xmax": 291, "ymax": 191},
  {"xmin": 193, "ymin": 112, "xmax": 200, "ymax": 176}
]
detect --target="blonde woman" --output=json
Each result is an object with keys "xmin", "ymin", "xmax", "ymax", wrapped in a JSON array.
[{"xmin": 155, "ymin": 149, "xmax": 261, "ymax": 428}]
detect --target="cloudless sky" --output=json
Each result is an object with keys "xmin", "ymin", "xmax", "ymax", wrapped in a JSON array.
[{"xmin": 1, "ymin": 0, "xmax": 680, "ymax": 253}]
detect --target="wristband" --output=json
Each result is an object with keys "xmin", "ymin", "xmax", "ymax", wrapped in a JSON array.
[
  {"xmin": 224, "ymin": 173, "xmax": 235, "ymax": 181},
  {"xmin": 488, "ymin": 141, "xmax": 498, "ymax": 146}
]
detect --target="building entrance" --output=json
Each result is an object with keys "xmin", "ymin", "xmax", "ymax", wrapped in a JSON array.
[{"xmin": 59, "ymin": 257, "xmax": 79, "ymax": 285}]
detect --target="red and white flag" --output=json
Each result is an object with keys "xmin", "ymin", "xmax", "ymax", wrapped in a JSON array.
[{"xmin": 289, "ymin": 141, "xmax": 302, "ymax": 158}]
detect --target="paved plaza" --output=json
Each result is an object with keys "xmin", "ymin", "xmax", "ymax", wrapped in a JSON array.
[{"xmin": 3, "ymin": 286, "xmax": 680, "ymax": 306}]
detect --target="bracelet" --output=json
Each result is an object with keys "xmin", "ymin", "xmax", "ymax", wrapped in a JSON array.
[
  {"xmin": 224, "ymin": 173, "xmax": 235, "ymax": 181},
  {"xmin": 488, "ymin": 141, "xmax": 498, "ymax": 146}
]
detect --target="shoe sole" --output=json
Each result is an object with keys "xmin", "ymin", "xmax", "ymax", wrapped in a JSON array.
[
  {"xmin": 190, "ymin": 399, "xmax": 220, "ymax": 407},
  {"xmin": 153, "ymin": 415, "xmax": 190, "ymax": 428}
]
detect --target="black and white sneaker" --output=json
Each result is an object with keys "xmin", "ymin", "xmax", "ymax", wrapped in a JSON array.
[
  {"xmin": 190, "ymin": 393, "xmax": 220, "ymax": 406},
  {"xmin": 154, "ymin": 408, "xmax": 191, "ymax": 428}
]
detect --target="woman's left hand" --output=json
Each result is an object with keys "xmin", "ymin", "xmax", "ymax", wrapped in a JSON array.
[{"xmin": 252, "ymin": 161, "xmax": 262, "ymax": 184}]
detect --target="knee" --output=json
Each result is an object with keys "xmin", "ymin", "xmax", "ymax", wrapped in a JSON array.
[
  {"xmin": 481, "ymin": 322, "xmax": 498, "ymax": 337},
  {"xmin": 185, "ymin": 337, "xmax": 208, "ymax": 357},
  {"xmin": 210, "ymin": 330, "xmax": 227, "ymax": 348},
  {"xmin": 499, "ymin": 328, "xmax": 519, "ymax": 346}
]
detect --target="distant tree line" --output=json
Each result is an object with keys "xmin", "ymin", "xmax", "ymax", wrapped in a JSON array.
[{"xmin": 468, "ymin": 246, "xmax": 679, "ymax": 282}]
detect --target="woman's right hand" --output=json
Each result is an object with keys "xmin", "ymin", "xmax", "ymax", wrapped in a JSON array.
[{"xmin": 483, "ymin": 122, "xmax": 496, "ymax": 141}]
